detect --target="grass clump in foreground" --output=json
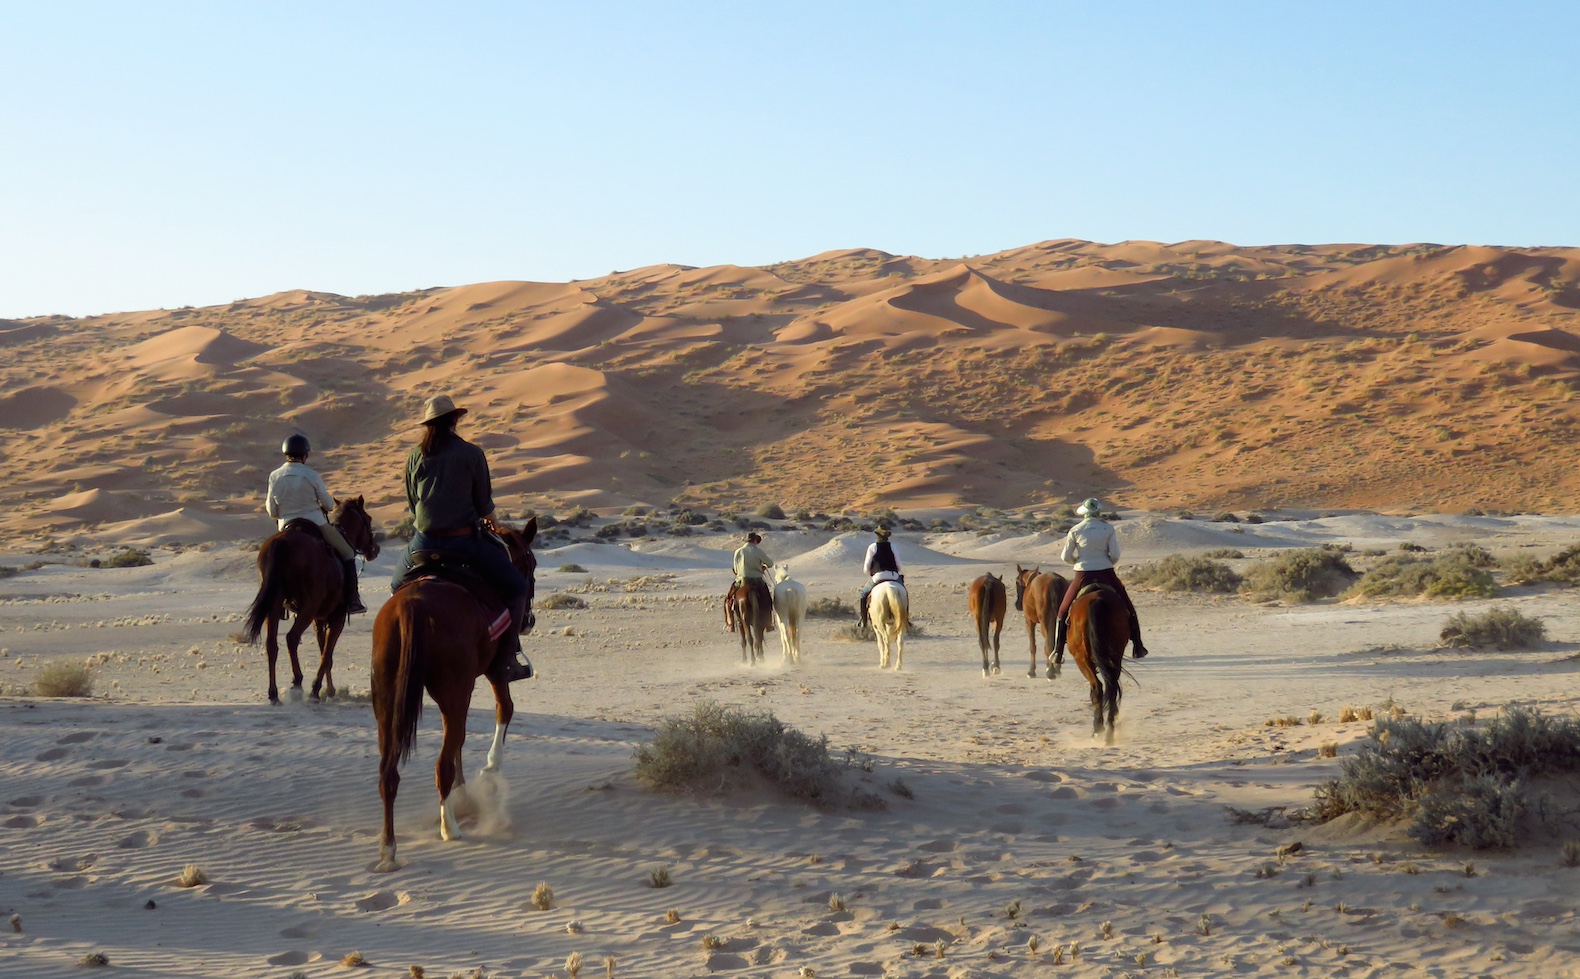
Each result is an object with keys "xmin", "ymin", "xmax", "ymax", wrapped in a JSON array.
[
  {"xmin": 103, "ymin": 548, "xmax": 153, "ymax": 569},
  {"xmin": 1313, "ymin": 706, "xmax": 1580, "ymax": 848},
  {"xmin": 1241, "ymin": 548, "xmax": 1357, "ymax": 602},
  {"xmin": 634, "ymin": 701, "xmax": 882, "ymax": 809},
  {"xmin": 1439, "ymin": 606, "xmax": 1546, "ymax": 649},
  {"xmin": 1345, "ymin": 551, "xmax": 1498, "ymax": 600},
  {"xmin": 33, "ymin": 660, "xmax": 94, "ymax": 697},
  {"xmin": 1130, "ymin": 554, "xmax": 1242, "ymax": 593},
  {"xmin": 805, "ymin": 595, "xmax": 855, "ymax": 618}
]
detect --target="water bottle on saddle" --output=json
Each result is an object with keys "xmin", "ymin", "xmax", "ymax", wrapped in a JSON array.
[
  {"xmin": 857, "ymin": 525, "xmax": 901, "ymax": 630},
  {"xmin": 389, "ymin": 395, "xmax": 534, "ymax": 683},
  {"xmin": 1052, "ymin": 498, "xmax": 1148, "ymax": 663}
]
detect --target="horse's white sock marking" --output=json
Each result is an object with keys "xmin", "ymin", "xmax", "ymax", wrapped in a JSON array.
[
  {"xmin": 484, "ymin": 722, "xmax": 506, "ymax": 773},
  {"xmin": 440, "ymin": 800, "xmax": 463, "ymax": 841}
]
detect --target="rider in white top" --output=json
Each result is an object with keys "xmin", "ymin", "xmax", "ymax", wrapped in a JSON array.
[
  {"xmin": 858, "ymin": 525, "xmax": 901, "ymax": 629},
  {"xmin": 265, "ymin": 434, "xmax": 365, "ymax": 614},
  {"xmin": 1053, "ymin": 498, "xmax": 1146, "ymax": 661}
]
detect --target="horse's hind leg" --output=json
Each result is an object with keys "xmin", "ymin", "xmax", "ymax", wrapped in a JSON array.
[
  {"xmin": 992, "ymin": 617, "xmax": 1004, "ymax": 675},
  {"xmin": 1026, "ymin": 621, "xmax": 1039, "ymax": 678},
  {"xmin": 265, "ymin": 615, "xmax": 282, "ymax": 704},
  {"xmin": 1106, "ymin": 670, "xmax": 1122, "ymax": 746},
  {"xmin": 374, "ymin": 698, "xmax": 401, "ymax": 872},
  {"xmin": 285, "ymin": 614, "xmax": 310, "ymax": 694},
  {"xmin": 1089, "ymin": 681, "xmax": 1105, "ymax": 739},
  {"xmin": 310, "ymin": 617, "xmax": 345, "ymax": 700},
  {"xmin": 436, "ymin": 697, "xmax": 470, "ymax": 841}
]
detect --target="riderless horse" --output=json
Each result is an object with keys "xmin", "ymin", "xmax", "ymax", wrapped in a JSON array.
[
  {"xmin": 968, "ymin": 573, "xmax": 1007, "ymax": 676},
  {"xmin": 1014, "ymin": 564, "xmax": 1070, "ymax": 679},
  {"xmin": 770, "ymin": 565, "xmax": 806, "ymax": 665}
]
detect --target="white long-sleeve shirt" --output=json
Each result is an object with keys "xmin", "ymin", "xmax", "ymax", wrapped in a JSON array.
[
  {"xmin": 863, "ymin": 542, "xmax": 901, "ymax": 583},
  {"xmin": 265, "ymin": 461, "xmax": 334, "ymax": 529},
  {"xmin": 1061, "ymin": 517, "xmax": 1121, "ymax": 571}
]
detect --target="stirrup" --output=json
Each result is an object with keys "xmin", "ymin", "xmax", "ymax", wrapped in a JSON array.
[{"xmin": 493, "ymin": 653, "xmax": 534, "ymax": 682}]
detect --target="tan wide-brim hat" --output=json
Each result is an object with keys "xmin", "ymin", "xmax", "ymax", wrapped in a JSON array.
[
  {"xmin": 420, "ymin": 394, "xmax": 468, "ymax": 425},
  {"xmin": 874, "ymin": 526, "xmax": 892, "ymax": 539}
]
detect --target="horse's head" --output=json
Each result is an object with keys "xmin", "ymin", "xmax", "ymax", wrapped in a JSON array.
[
  {"xmin": 498, "ymin": 516, "xmax": 538, "ymax": 635},
  {"xmin": 332, "ymin": 496, "xmax": 381, "ymax": 561},
  {"xmin": 1013, "ymin": 564, "xmax": 1038, "ymax": 611},
  {"xmin": 771, "ymin": 565, "xmax": 790, "ymax": 584}
]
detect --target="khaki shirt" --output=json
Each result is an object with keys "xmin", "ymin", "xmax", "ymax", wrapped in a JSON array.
[{"xmin": 732, "ymin": 543, "xmax": 773, "ymax": 582}]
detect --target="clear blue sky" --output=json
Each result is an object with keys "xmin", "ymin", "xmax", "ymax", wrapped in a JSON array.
[{"xmin": 3, "ymin": 1, "xmax": 1576, "ymax": 318}]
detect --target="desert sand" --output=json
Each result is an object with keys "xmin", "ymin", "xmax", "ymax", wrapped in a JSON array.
[{"xmin": 5, "ymin": 512, "xmax": 1580, "ymax": 977}]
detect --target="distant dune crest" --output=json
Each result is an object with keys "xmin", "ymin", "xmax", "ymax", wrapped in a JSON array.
[{"xmin": 3, "ymin": 238, "xmax": 1579, "ymax": 539}]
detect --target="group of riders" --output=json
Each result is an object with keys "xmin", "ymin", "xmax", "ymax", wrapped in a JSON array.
[{"xmin": 266, "ymin": 394, "xmax": 1147, "ymax": 682}]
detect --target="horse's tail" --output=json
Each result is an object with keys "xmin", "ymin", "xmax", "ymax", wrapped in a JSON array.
[
  {"xmin": 390, "ymin": 599, "xmax": 428, "ymax": 766},
  {"xmin": 1087, "ymin": 594, "xmax": 1124, "ymax": 700},
  {"xmin": 243, "ymin": 542, "xmax": 284, "ymax": 643}
]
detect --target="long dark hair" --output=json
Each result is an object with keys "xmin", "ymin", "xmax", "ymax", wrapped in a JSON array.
[{"xmin": 420, "ymin": 416, "xmax": 458, "ymax": 457}]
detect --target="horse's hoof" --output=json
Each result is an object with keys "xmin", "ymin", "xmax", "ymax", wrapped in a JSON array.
[
  {"xmin": 372, "ymin": 857, "xmax": 401, "ymax": 874},
  {"xmin": 992, "ymin": 666, "xmax": 1001, "ymax": 676},
  {"xmin": 287, "ymin": 687, "xmax": 304, "ymax": 703},
  {"xmin": 268, "ymin": 695, "xmax": 281, "ymax": 706},
  {"xmin": 1027, "ymin": 669, "xmax": 1037, "ymax": 679}
]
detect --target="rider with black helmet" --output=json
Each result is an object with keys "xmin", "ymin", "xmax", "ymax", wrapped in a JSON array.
[{"xmin": 265, "ymin": 434, "xmax": 366, "ymax": 614}]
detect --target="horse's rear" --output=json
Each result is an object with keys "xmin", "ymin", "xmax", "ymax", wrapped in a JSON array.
[
  {"xmin": 245, "ymin": 526, "xmax": 344, "ymax": 703},
  {"xmin": 736, "ymin": 580, "xmax": 772, "ymax": 666},
  {"xmin": 871, "ymin": 581, "xmax": 909, "ymax": 670},
  {"xmin": 1067, "ymin": 585, "xmax": 1129, "ymax": 745},
  {"xmin": 771, "ymin": 568, "xmax": 806, "ymax": 665},
  {"xmin": 969, "ymin": 573, "xmax": 1007, "ymax": 676}
]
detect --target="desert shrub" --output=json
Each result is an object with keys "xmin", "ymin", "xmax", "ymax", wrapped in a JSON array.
[
  {"xmin": 558, "ymin": 563, "xmax": 588, "ymax": 573},
  {"xmin": 562, "ymin": 506, "xmax": 594, "ymax": 527},
  {"xmin": 1447, "ymin": 543, "xmax": 1496, "ymax": 567},
  {"xmin": 1212, "ymin": 512, "xmax": 1240, "ymax": 523},
  {"xmin": 822, "ymin": 516, "xmax": 857, "ymax": 532},
  {"xmin": 1203, "ymin": 548, "xmax": 1245, "ymax": 559},
  {"xmin": 1439, "ymin": 606, "xmax": 1545, "ymax": 649},
  {"xmin": 1313, "ymin": 707, "xmax": 1580, "ymax": 848},
  {"xmin": 622, "ymin": 505, "xmax": 649, "ymax": 517},
  {"xmin": 1241, "ymin": 548, "xmax": 1357, "ymax": 602},
  {"xmin": 633, "ymin": 701, "xmax": 880, "ymax": 809},
  {"xmin": 1245, "ymin": 513, "xmax": 1265, "ymax": 524},
  {"xmin": 1346, "ymin": 553, "xmax": 1498, "ymax": 600},
  {"xmin": 806, "ymin": 596, "xmax": 855, "ymax": 618},
  {"xmin": 665, "ymin": 521, "xmax": 694, "ymax": 536},
  {"xmin": 33, "ymin": 660, "xmax": 94, "ymax": 697},
  {"xmin": 1500, "ymin": 554, "xmax": 1547, "ymax": 585},
  {"xmin": 1398, "ymin": 541, "xmax": 1428, "ymax": 553},
  {"xmin": 928, "ymin": 519, "xmax": 953, "ymax": 531},
  {"xmin": 593, "ymin": 523, "xmax": 623, "ymax": 539},
  {"xmin": 540, "ymin": 593, "xmax": 589, "ymax": 610},
  {"xmin": 755, "ymin": 503, "xmax": 786, "ymax": 520},
  {"xmin": 1130, "ymin": 554, "xmax": 1242, "ymax": 593},
  {"xmin": 625, "ymin": 523, "xmax": 648, "ymax": 537},
  {"xmin": 534, "ymin": 512, "xmax": 559, "ymax": 529},
  {"xmin": 103, "ymin": 548, "xmax": 153, "ymax": 569},
  {"xmin": 1502, "ymin": 544, "xmax": 1580, "ymax": 586},
  {"xmin": 0, "ymin": 566, "xmax": 18, "ymax": 579}
]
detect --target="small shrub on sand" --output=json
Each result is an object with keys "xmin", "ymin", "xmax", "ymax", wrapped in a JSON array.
[
  {"xmin": 1314, "ymin": 706, "xmax": 1580, "ymax": 847},
  {"xmin": 805, "ymin": 596, "xmax": 855, "ymax": 618},
  {"xmin": 33, "ymin": 660, "xmax": 94, "ymax": 697},
  {"xmin": 1439, "ymin": 606, "xmax": 1546, "ymax": 649},
  {"xmin": 666, "ymin": 909, "xmax": 681, "ymax": 924},
  {"xmin": 700, "ymin": 934, "xmax": 724, "ymax": 951},
  {"xmin": 103, "ymin": 548, "xmax": 154, "ymax": 568},
  {"xmin": 558, "ymin": 563, "xmax": 588, "ymax": 573},
  {"xmin": 755, "ymin": 503, "xmax": 786, "ymax": 520},
  {"xmin": 531, "ymin": 882, "xmax": 554, "ymax": 910},
  {"xmin": 341, "ymin": 950, "xmax": 368, "ymax": 967},
  {"xmin": 0, "ymin": 565, "xmax": 19, "ymax": 579},
  {"xmin": 648, "ymin": 867, "xmax": 671, "ymax": 888},
  {"xmin": 177, "ymin": 864, "xmax": 208, "ymax": 887},
  {"xmin": 540, "ymin": 593, "xmax": 589, "ymax": 610},
  {"xmin": 1346, "ymin": 552, "xmax": 1497, "ymax": 600},
  {"xmin": 634, "ymin": 701, "xmax": 881, "ymax": 809},
  {"xmin": 1502, "ymin": 544, "xmax": 1580, "ymax": 586},
  {"xmin": 79, "ymin": 952, "xmax": 109, "ymax": 967},
  {"xmin": 566, "ymin": 951, "xmax": 584, "ymax": 978},
  {"xmin": 1203, "ymin": 547, "xmax": 1245, "ymax": 559},
  {"xmin": 1130, "ymin": 554, "xmax": 1242, "ymax": 593},
  {"xmin": 1242, "ymin": 548, "xmax": 1357, "ymax": 602}
]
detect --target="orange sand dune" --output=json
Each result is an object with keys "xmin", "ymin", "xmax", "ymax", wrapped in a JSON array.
[{"xmin": 2, "ymin": 238, "xmax": 1580, "ymax": 540}]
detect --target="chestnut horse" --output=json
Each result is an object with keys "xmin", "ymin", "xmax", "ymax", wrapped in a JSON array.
[
  {"xmin": 371, "ymin": 519, "xmax": 537, "ymax": 873},
  {"xmin": 1014, "ymin": 564, "xmax": 1070, "ymax": 679},
  {"xmin": 244, "ymin": 497, "xmax": 379, "ymax": 704},
  {"xmin": 735, "ymin": 579, "xmax": 773, "ymax": 667},
  {"xmin": 968, "ymin": 573, "xmax": 1007, "ymax": 677},
  {"xmin": 1067, "ymin": 582, "xmax": 1128, "ymax": 744}
]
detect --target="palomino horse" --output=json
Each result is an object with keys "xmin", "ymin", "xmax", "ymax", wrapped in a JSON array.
[
  {"xmin": 770, "ymin": 566, "xmax": 806, "ymax": 665},
  {"xmin": 244, "ymin": 497, "xmax": 379, "ymax": 704},
  {"xmin": 871, "ymin": 580, "xmax": 909, "ymax": 670},
  {"xmin": 968, "ymin": 573, "xmax": 1008, "ymax": 677},
  {"xmin": 1014, "ymin": 564, "xmax": 1070, "ymax": 679},
  {"xmin": 371, "ymin": 519, "xmax": 537, "ymax": 873},
  {"xmin": 735, "ymin": 579, "xmax": 773, "ymax": 667},
  {"xmin": 1067, "ymin": 582, "xmax": 1129, "ymax": 744}
]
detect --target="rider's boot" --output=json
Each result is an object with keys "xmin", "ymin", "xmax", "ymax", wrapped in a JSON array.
[
  {"xmin": 487, "ymin": 596, "xmax": 534, "ymax": 683},
  {"xmin": 1052, "ymin": 617, "xmax": 1069, "ymax": 667},
  {"xmin": 1128, "ymin": 610, "xmax": 1149, "ymax": 659},
  {"xmin": 340, "ymin": 558, "xmax": 367, "ymax": 615},
  {"xmin": 762, "ymin": 586, "xmax": 775, "ymax": 633}
]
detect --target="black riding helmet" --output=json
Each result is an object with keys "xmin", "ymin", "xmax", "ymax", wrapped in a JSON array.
[{"xmin": 282, "ymin": 434, "xmax": 311, "ymax": 459}]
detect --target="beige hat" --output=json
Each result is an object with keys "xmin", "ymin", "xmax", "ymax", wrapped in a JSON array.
[{"xmin": 420, "ymin": 395, "xmax": 468, "ymax": 425}]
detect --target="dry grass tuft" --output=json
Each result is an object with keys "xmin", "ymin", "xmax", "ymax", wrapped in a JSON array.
[
  {"xmin": 79, "ymin": 952, "xmax": 109, "ymax": 967},
  {"xmin": 540, "ymin": 593, "xmax": 589, "ymax": 610},
  {"xmin": 604, "ymin": 956, "xmax": 616, "ymax": 979},
  {"xmin": 566, "ymin": 950, "xmax": 584, "ymax": 978},
  {"xmin": 648, "ymin": 867, "xmax": 671, "ymax": 888},
  {"xmin": 1339, "ymin": 706, "xmax": 1360, "ymax": 723},
  {"xmin": 176, "ymin": 864, "xmax": 208, "ymax": 887},
  {"xmin": 1319, "ymin": 742, "xmax": 1339, "ymax": 758},
  {"xmin": 341, "ymin": 950, "xmax": 368, "ymax": 967},
  {"xmin": 409, "ymin": 967, "xmax": 425, "ymax": 979},
  {"xmin": 828, "ymin": 893, "xmax": 846, "ymax": 913},
  {"xmin": 34, "ymin": 660, "xmax": 94, "ymax": 697},
  {"xmin": 665, "ymin": 909, "xmax": 681, "ymax": 924},
  {"xmin": 1439, "ymin": 606, "xmax": 1546, "ymax": 649},
  {"xmin": 700, "ymin": 934, "xmax": 724, "ymax": 951},
  {"xmin": 1308, "ymin": 709, "xmax": 1324, "ymax": 725}
]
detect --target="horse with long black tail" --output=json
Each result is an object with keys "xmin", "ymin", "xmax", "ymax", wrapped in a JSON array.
[
  {"xmin": 244, "ymin": 496, "xmax": 379, "ymax": 703},
  {"xmin": 1066, "ymin": 581, "xmax": 1129, "ymax": 744}
]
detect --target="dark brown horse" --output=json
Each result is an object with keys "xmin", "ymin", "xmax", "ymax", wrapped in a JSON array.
[
  {"xmin": 244, "ymin": 497, "xmax": 379, "ymax": 704},
  {"xmin": 1067, "ymin": 582, "xmax": 1128, "ymax": 744},
  {"xmin": 1014, "ymin": 564, "xmax": 1070, "ymax": 679},
  {"xmin": 735, "ymin": 579, "xmax": 772, "ymax": 667},
  {"xmin": 968, "ymin": 573, "xmax": 1007, "ymax": 677},
  {"xmin": 371, "ymin": 519, "xmax": 537, "ymax": 873}
]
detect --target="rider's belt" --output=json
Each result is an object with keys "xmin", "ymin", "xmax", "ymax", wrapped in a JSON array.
[{"xmin": 428, "ymin": 526, "xmax": 475, "ymax": 538}]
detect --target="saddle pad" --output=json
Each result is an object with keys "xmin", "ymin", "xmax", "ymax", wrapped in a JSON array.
[{"xmin": 404, "ymin": 574, "xmax": 512, "ymax": 641}]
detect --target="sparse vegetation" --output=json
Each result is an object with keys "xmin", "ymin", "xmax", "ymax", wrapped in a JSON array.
[
  {"xmin": 103, "ymin": 548, "xmax": 154, "ymax": 568},
  {"xmin": 1203, "ymin": 548, "xmax": 1245, "ymax": 559},
  {"xmin": 540, "ymin": 593, "xmax": 589, "ymax": 610},
  {"xmin": 755, "ymin": 503, "xmax": 786, "ymax": 519},
  {"xmin": 531, "ymin": 882, "xmax": 554, "ymax": 910},
  {"xmin": 806, "ymin": 596, "xmax": 855, "ymax": 618},
  {"xmin": 1502, "ymin": 543, "xmax": 1580, "ymax": 585},
  {"xmin": 1313, "ymin": 706, "xmax": 1580, "ymax": 848},
  {"xmin": 1346, "ymin": 552, "xmax": 1497, "ymax": 600},
  {"xmin": 648, "ymin": 867, "xmax": 671, "ymax": 888},
  {"xmin": 79, "ymin": 952, "xmax": 109, "ymax": 967},
  {"xmin": 0, "ymin": 565, "xmax": 19, "ymax": 579},
  {"xmin": 558, "ymin": 563, "xmax": 588, "ymax": 573},
  {"xmin": 633, "ymin": 701, "xmax": 882, "ymax": 809},
  {"xmin": 1241, "ymin": 548, "xmax": 1357, "ymax": 602},
  {"xmin": 177, "ymin": 864, "xmax": 208, "ymax": 887},
  {"xmin": 33, "ymin": 659, "xmax": 94, "ymax": 697},
  {"xmin": 341, "ymin": 950, "xmax": 368, "ymax": 967},
  {"xmin": 1439, "ymin": 606, "xmax": 1546, "ymax": 649},
  {"xmin": 1130, "ymin": 554, "xmax": 1242, "ymax": 593}
]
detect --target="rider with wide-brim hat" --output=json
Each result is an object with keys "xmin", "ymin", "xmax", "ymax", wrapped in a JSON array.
[
  {"xmin": 726, "ymin": 531, "xmax": 775, "ymax": 632},
  {"xmin": 1053, "ymin": 498, "xmax": 1147, "ymax": 662},
  {"xmin": 858, "ymin": 524, "xmax": 901, "ymax": 630},
  {"xmin": 265, "ymin": 433, "xmax": 366, "ymax": 614},
  {"xmin": 390, "ymin": 394, "xmax": 533, "ymax": 682}
]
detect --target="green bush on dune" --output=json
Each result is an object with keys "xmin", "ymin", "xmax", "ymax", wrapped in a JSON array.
[
  {"xmin": 1346, "ymin": 552, "xmax": 1498, "ymax": 600},
  {"xmin": 1130, "ymin": 554, "xmax": 1242, "ymax": 593},
  {"xmin": 1241, "ymin": 548, "xmax": 1358, "ymax": 602}
]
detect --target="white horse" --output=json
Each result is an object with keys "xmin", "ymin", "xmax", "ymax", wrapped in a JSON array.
[
  {"xmin": 870, "ymin": 580, "xmax": 909, "ymax": 670},
  {"xmin": 770, "ymin": 566, "xmax": 806, "ymax": 665}
]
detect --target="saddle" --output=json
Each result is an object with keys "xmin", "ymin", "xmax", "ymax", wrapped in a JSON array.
[
  {"xmin": 282, "ymin": 518, "xmax": 332, "ymax": 554},
  {"xmin": 395, "ymin": 550, "xmax": 513, "ymax": 642},
  {"xmin": 1074, "ymin": 581, "xmax": 1118, "ymax": 601}
]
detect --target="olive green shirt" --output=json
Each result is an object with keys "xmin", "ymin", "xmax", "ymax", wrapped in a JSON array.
[
  {"xmin": 404, "ymin": 438, "xmax": 494, "ymax": 534},
  {"xmin": 732, "ymin": 543, "xmax": 773, "ymax": 583}
]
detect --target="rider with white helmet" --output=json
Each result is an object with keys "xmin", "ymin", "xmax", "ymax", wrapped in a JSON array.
[{"xmin": 1052, "ymin": 498, "xmax": 1147, "ymax": 662}]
